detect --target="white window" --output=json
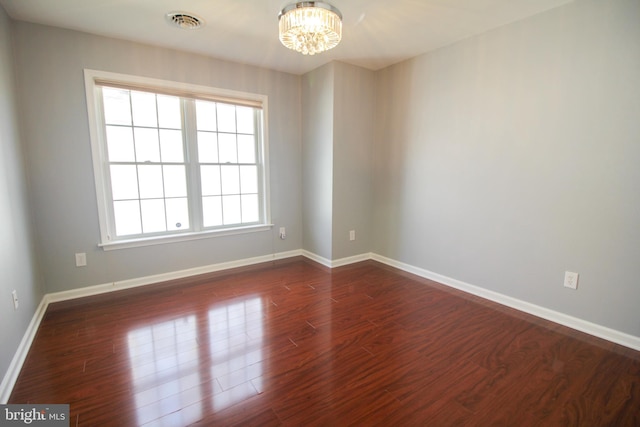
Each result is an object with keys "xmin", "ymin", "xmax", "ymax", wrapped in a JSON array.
[{"xmin": 84, "ymin": 70, "xmax": 270, "ymax": 249}]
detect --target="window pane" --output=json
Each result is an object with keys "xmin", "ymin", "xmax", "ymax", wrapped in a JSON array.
[
  {"xmin": 201, "ymin": 165, "xmax": 221, "ymax": 196},
  {"xmin": 197, "ymin": 132, "xmax": 218, "ymax": 163},
  {"xmin": 237, "ymin": 135, "xmax": 255, "ymax": 164},
  {"xmin": 236, "ymin": 107, "xmax": 254, "ymax": 134},
  {"xmin": 220, "ymin": 165, "xmax": 240, "ymax": 195},
  {"xmin": 241, "ymin": 194, "xmax": 259, "ymax": 223},
  {"xmin": 131, "ymin": 91, "xmax": 158, "ymax": 127},
  {"xmin": 240, "ymin": 165, "xmax": 258, "ymax": 194},
  {"xmin": 222, "ymin": 195, "xmax": 241, "ymax": 225},
  {"xmin": 134, "ymin": 128, "xmax": 161, "ymax": 162},
  {"xmin": 196, "ymin": 100, "xmax": 217, "ymax": 132},
  {"xmin": 110, "ymin": 165, "xmax": 139, "ymax": 200},
  {"xmin": 140, "ymin": 199, "xmax": 166, "ymax": 233},
  {"xmin": 138, "ymin": 165, "xmax": 164, "ymax": 199},
  {"xmin": 217, "ymin": 103, "xmax": 236, "ymax": 133},
  {"xmin": 163, "ymin": 165, "xmax": 187, "ymax": 197},
  {"xmin": 114, "ymin": 200, "xmax": 141, "ymax": 236},
  {"xmin": 157, "ymin": 95, "xmax": 181, "ymax": 129},
  {"xmin": 103, "ymin": 87, "xmax": 131, "ymax": 125},
  {"xmin": 166, "ymin": 198, "xmax": 189, "ymax": 230},
  {"xmin": 106, "ymin": 125, "xmax": 135, "ymax": 162},
  {"xmin": 202, "ymin": 196, "xmax": 222, "ymax": 227},
  {"xmin": 218, "ymin": 133, "xmax": 237, "ymax": 163},
  {"xmin": 159, "ymin": 129, "xmax": 184, "ymax": 163}
]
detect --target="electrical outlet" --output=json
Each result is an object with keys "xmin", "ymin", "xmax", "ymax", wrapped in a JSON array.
[
  {"xmin": 564, "ymin": 271, "xmax": 579, "ymax": 290},
  {"xmin": 75, "ymin": 252, "xmax": 87, "ymax": 267},
  {"xmin": 12, "ymin": 290, "xmax": 18, "ymax": 310},
  {"xmin": 349, "ymin": 230, "xmax": 356, "ymax": 241},
  {"xmin": 279, "ymin": 227, "xmax": 286, "ymax": 240}
]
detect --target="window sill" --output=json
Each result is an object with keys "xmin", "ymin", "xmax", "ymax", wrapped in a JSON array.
[{"xmin": 98, "ymin": 224, "xmax": 274, "ymax": 251}]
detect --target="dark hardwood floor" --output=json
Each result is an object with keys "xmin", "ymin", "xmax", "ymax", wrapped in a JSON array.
[{"xmin": 9, "ymin": 258, "xmax": 640, "ymax": 426}]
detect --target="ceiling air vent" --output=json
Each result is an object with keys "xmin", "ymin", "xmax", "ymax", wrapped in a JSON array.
[{"xmin": 166, "ymin": 12, "xmax": 204, "ymax": 30}]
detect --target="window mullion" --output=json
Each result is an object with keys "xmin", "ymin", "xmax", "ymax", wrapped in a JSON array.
[
  {"xmin": 214, "ymin": 104, "xmax": 224, "ymax": 227},
  {"xmin": 183, "ymin": 99, "xmax": 202, "ymax": 232},
  {"xmin": 255, "ymin": 110, "xmax": 265, "ymax": 223},
  {"xmin": 235, "ymin": 109, "xmax": 242, "ymax": 223},
  {"xmin": 156, "ymin": 94, "xmax": 170, "ymax": 234}
]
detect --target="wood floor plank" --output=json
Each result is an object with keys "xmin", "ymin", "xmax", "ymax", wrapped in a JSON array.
[{"xmin": 9, "ymin": 258, "xmax": 640, "ymax": 426}]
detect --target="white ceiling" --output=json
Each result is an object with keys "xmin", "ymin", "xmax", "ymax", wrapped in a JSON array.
[{"xmin": 0, "ymin": 0, "xmax": 573, "ymax": 75}]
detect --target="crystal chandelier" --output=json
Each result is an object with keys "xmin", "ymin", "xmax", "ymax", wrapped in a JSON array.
[{"xmin": 278, "ymin": 2, "xmax": 342, "ymax": 55}]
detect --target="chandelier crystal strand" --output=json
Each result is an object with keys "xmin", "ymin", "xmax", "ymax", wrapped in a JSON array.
[{"xmin": 279, "ymin": 2, "xmax": 342, "ymax": 55}]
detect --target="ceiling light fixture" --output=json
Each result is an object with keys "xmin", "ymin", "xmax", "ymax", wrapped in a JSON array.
[{"xmin": 278, "ymin": 2, "xmax": 342, "ymax": 55}]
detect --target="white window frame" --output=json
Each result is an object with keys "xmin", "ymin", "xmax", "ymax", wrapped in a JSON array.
[{"xmin": 84, "ymin": 69, "xmax": 271, "ymax": 250}]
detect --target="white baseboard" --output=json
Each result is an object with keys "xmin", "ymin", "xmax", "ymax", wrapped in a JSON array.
[
  {"xmin": 300, "ymin": 250, "xmax": 332, "ymax": 267},
  {"xmin": 300, "ymin": 250, "xmax": 371, "ymax": 268},
  {"xmin": 3, "ymin": 250, "xmax": 638, "ymax": 403},
  {"xmin": 332, "ymin": 252, "xmax": 373, "ymax": 268},
  {"xmin": 47, "ymin": 250, "xmax": 303, "ymax": 304},
  {"xmin": 0, "ymin": 297, "xmax": 48, "ymax": 403},
  {"xmin": 371, "ymin": 254, "xmax": 640, "ymax": 352}
]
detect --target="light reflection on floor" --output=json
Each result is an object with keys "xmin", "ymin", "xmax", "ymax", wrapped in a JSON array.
[
  {"xmin": 127, "ymin": 295, "xmax": 264, "ymax": 425},
  {"xmin": 209, "ymin": 296, "xmax": 263, "ymax": 411},
  {"xmin": 127, "ymin": 315, "xmax": 202, "ymax": 426}
]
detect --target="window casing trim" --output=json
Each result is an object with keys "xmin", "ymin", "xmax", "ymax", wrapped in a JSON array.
[
  {"xmin": 98, "ymin": 224, "xmax": 274, "ymax": 251},
  {"xmin": 84, "ymin": 69, "xmax": 271, "ymax": 249},
  {"xmin": 92, "ymin": 78, "xmax": 263, "ymax": 109}
]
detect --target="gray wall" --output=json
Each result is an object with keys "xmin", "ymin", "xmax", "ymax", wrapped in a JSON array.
[
  {"xmin": 373, "ymin": 0, "xmax": 640, "ymax": 336},
  {"xmin": 0, "ymin": 8, "xmax": 43, "ymax": 386},
  {"xmin": 301, "ymin": 62, "xmax": 375, "ymax": 261},
  {"xmin": 332, "ymin": 62, "xmax": 374, "ymax": 259},
  {"xmin": 11, "ymin": 22, "xmax": 302, "ymax": 293},
  {"xmin": 302, "ymin": 63, "xmax": 334, "ymax": 260}
]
